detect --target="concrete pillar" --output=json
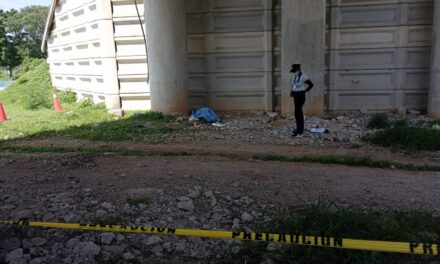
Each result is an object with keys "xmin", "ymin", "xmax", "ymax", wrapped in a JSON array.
[
  {"xmin": 96, "ymin": 0, "xmax": 121, "ymax": 113},
  {"xmin": 281, "ymin": 0, "xmax": 325, "ymax": 116},
  {"xmin": 144, "ymin": 0, "xmax": 189, "ymax": 114},
  {"xmin": 429, "ymin": 0, "xmax": 440, "ymax": 119}
]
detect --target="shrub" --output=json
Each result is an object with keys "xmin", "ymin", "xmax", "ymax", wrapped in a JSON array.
[
  {"xmin": 367, "ymin": 113, "xmax": 390, "ymax": 129},
  {"xmin": 93, "ymin": 103, "xmax": 106, "ymax": 110},
  {"xmin": 78, "ymin": 98, "xmax": 94, "ymax": 108},
  {"xmin": 13, "ymin": 58, "xmax": 46, "ymax": 79},
  {"xmin": 393, "ymin": 119, "xmax": 409, "ymax": 128},
  {"xmin": 57, "ymin": 90, "xmax": 77, "ymax": 104}
]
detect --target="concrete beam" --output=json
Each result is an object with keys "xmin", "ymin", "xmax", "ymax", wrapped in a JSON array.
[
  {"xmin": 429, "ymin": 0, "xmax": 440, "ymax": 119},
  {"xmin": 144, "ymin": 0, "xmax": 189, "ymax": 115},
  {"xmin": 281, "ymin": 0, "xmax": 325, "ymax": 117}
]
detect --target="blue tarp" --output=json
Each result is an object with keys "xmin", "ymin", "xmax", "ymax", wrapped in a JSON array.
[{"xmin": 191, "ymin": 107, "xmax": 219, "ymax": 123}]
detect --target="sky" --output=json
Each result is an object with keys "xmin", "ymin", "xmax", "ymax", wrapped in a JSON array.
[{"xmin": 0, "ymin": 0, "xmax": 51, "ymax": 10}]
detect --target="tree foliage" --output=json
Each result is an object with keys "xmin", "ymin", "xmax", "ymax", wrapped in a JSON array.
[{"xmin": 0, "ymin": 6, "xmax": 49, "ymax": 78}]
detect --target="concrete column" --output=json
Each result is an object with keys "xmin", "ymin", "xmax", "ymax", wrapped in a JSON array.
[
  {"xmin": 96, "ymin": 0, "xmax": 121, "ymax": 113},
  {"xmin": 281, "ymin": 0, "xmax": 325, "ymax": 116},
  {"xmin": 429, "ymin": 0, "xmax": 440, "ymax": 118},
  {"xmin": 145, "ymin": 0, "xmax": 189, "ymax": 114}
]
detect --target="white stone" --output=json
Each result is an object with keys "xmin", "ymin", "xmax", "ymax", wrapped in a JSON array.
[
  {"xmin": 232, "ymin": 218, "xmax": 240, "ymax": 230},
  {"xmin": 266, "ymin": 242, "xmax": 277, "ymax": 252},
  {"xmin": 177, "ymin": 200, "xmax": 195, "ymax": 211},
  {"xmin": 80, "ymin": 242, "xmax": 101, "ymax": 257},
  {"xmin": 123, "ymin": 252, "xmax": 135, "ymax": 261},
  {"xmin": 31, "ymin": 238, "xmax": 47, "ymax": 247},
  {"xmin": 145, "ymin": 236, "xmax": 162, "ymax": 246},
  {"xmin": 99, "ymin": 233, "xmax": 115, "ymax": 245},
  {"xmin": 6, "ymin": 248, "xmax": 23, "ymax": 263},
  {"xmin": 241, "ymin": 212, "xmax": 254, "ymax": 222},
  {"xmin": 66, "ymin": 238, "xmax": 80, "ymax": 249},
  {"xmin": 151, "ymin": 246, "xmax": 163, "ymax": 257},
  {"xmin": 231, "ymin": 246, "xmax": 241, "ymax": 254}
]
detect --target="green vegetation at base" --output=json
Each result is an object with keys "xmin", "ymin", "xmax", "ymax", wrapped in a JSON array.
[
  {"xmin": 0, "ymin": 56, "xmax": 184, "ymax": 144},
  {"xmin": 254, "ymin": 154, "xmax": 440, "ymax": 172},
  {"xmin": 365, "ymin": 114, "xmax": 440, "ymax": 152},
  {"xmin": 368, "ymin": 126, "xmax": 440, "ymax": 152},
  {"xmin": 0, "ymin": 105, "xmax": 184, "ymax": 143},
  {"xmin": 367, "ymin": 113, "xmax": 391, "ymax": 129},
  {"xmin": 224, "ymin": 202, "xmax": 440, "ymax": 264}
]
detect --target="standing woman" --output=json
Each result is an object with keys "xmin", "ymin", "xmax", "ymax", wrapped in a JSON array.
[{"xmin": 290, "ymin": 64, "xmax": 314, "ymax": 137}]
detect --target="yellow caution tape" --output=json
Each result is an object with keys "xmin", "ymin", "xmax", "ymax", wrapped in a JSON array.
[{"xmin": 1, "ymin": 220, "xmax": 439, "ymax": 256}]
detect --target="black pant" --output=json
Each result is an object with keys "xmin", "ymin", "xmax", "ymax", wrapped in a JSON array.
[{"xmin": 292, "ymin": 91, "xmax": 306, "ymax": 133}]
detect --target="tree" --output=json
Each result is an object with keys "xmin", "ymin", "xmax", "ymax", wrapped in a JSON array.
[
  {"xmin": 0, "ymin": 10, "xmax": 20, "ymax": 78},
  {"xmin": 0, "ymin": 6, "xmax": 49, "ymax": 78},
  {"xmin": 9, "ymin": 6, "xmax": 49, "ymax": 59}
]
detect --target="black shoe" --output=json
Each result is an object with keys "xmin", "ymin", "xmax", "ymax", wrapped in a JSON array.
[{"xmin": 291, "ymin": 131, "xmax": 304, "ymax": 138}]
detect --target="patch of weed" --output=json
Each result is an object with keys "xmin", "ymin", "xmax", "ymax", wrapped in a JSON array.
[
  {"xmin": 96, "ymin": 254, "xmax": 123, "ymax": 264},
  {"xmin": 127, "ymin": 197, "xmax": 151, "ymax": 207},
  {"xmin": 254, "ymin": 154, "xmax": 440, "ymax": 172},
  {"xmin": 90, "ymin": 215, "xmax": 128, "ymax": 226},
  {"xmin": 0, "ymin": 144, "xmax": 191, "ymax": 158},
  {"xmin": 367, "ymin": 113, "xmax": 390, "ymax": 129},
  {"xmin": 224, "ymin": 202, "xmax": 440, "ymax": 264},
  {"xmin": 95, "ymin": 253, "xmax": 140, "ymax": 264},
  {"xmin": 367, "ymin": 126, "xmax": 440, "ymax": 152}
]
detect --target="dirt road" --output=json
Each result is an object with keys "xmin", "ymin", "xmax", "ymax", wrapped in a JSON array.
[{"xmin": 1, "ymin": 140, "xmax": 440, "ymax": 263}]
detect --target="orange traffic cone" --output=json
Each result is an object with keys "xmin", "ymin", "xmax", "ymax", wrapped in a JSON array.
[
  {"xmin": 0, "ymin": 103, "xmax": 7, "ymax": 122},
  {"xmin": 53, "ymin": 94, "xmax": 63, "ymax": 112}
]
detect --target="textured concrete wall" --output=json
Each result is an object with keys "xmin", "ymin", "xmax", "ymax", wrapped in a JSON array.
[
  {"xmin": 185, "ymin": 0, "xmax": 280, "ymax": 111},
  {"xmin": 281, "ymin": 0, "xmax": 325, "ymax": 116},
  {"xmin": 327, "ymin": 0, "xmax": 434, "ymax": 112},
  {"xmin": 429, "ymin": 0, "xmax": 440, "ymax": 118},
  {"xmin": 47, "ymin": 0, "xmax": 121, "ymax": 110},
  {"xmin": 112, "ymin": 0, "xmax": 150, "ymax": 111},
  {"xmin": 47, "ymin": 0, "xmax": 148, "ymax": 111}
]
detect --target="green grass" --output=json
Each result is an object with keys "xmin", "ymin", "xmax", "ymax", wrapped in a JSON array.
[
  {"xmin": 1, "ymin": 61, "xmax": 52, "ymax": 110},
  {"xmin": 96, "ymin": 254, "xmax": 140, "ymax": 264},
  {"xmin": 96, "ymin": 254, "xmax": 124, "ymax": 264},
  {"xmin": 0, "ymin": 100, "xmax": 184, "ymax": 143},
  {"xmin": 90, "ymin": 215, "xmax": 129, "ymax": 226},
  {"xmin": 126, "ymin": 197, "xmax": 151, "ymax": 207},
  {"xmin": 224, "ymin": 202, "xmax": 440, "ymax": 264},
  {"xmin": 0, "ymin": 144, "xmax": 190, "ymax": 157},
  {"xmin": 0, "ymin": 59, "xmax": 185, "ymax": 143},
  {"xmin": 367, "ymin": 126, "xmax": 440, "ymax": 152},
  {"xmin": 254, "ymin": 154, "xmax": 440, "ymax": 172}
]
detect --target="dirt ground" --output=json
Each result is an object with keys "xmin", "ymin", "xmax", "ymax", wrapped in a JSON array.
[
  {"xmin": 1, "ymin": 151, "xmax": 440, "ymax": 213},
  {"xmin": 1, "ymin": 113, "xmax": 440, "ymax": 263}
]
